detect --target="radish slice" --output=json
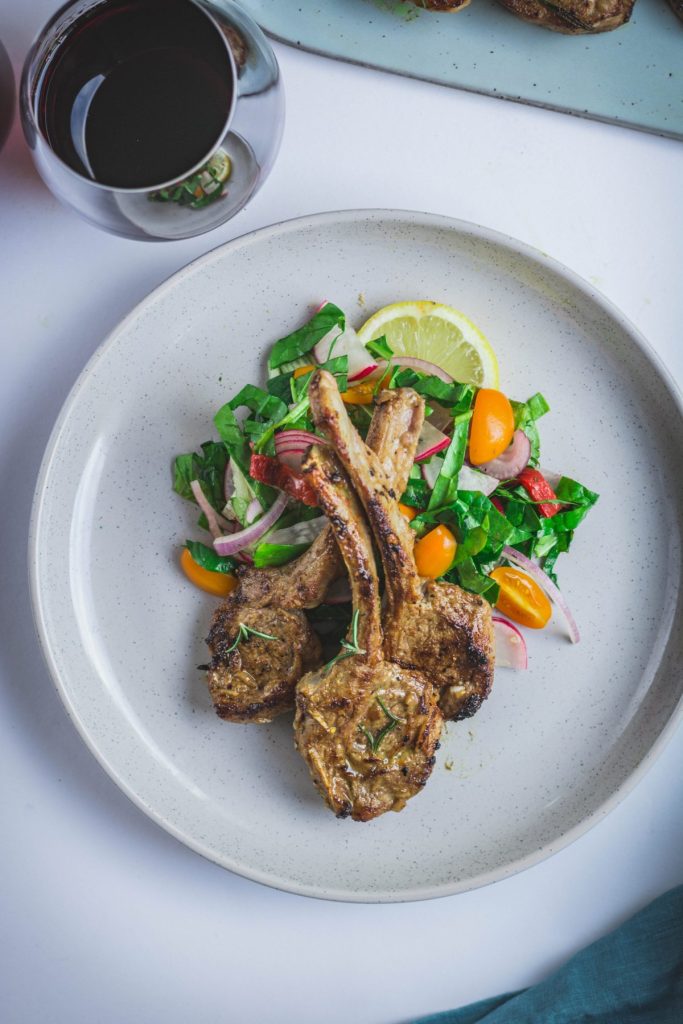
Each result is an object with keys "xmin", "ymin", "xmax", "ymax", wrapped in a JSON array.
[
  {"xmin": 214, "ymin": 492, "xmax": 288, "ymax": 556},
  {"xmin": 415, "ymin": 421, "xmax": 450, "ymax": 463},
  {"xmin": 479, "ymin": 430, "xmax": 531, "ymax": 481},
  {"xmin": 391, "ymin": 356, "xmax": 453, "ymax": 383},
  {"xmin": 312, "ymin": 318, "xmax": 378, "ymax": 382},
  {"xmin": 190, "ymin": 480, "xmax": 233, "ymax": 539},
  {"xmin": 502, "ymin": 545, "xmax": 580, "ymax": 644},
  {"xmin": 457, "ymin": 465, "xmax": 499, "ymax": 497},
  {"xmin": 323, "ymin": 577, "xmax": 352, "ymax": 604},
  {"xmin": 493, "ymin": 615, "xmax": 528, "ymax": 670},
  {"xmin": 421, "ymin": 455, "xmax": 444, "ymax": 490}
]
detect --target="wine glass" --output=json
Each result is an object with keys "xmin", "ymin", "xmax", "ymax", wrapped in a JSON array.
[
  {"xmin": 0, "ymin": 39, "xmax": 14, "ymax": 152},
  {"xmin": 20, "ymin": 0, "xmax": 284, "ymax": 241}
]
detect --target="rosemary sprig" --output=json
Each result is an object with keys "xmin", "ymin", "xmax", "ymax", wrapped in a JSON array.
[
  {"xmin": 323, "ymin": 609, "xmax": 365, "ymax": 674},
  {"xmin": 360, "ymin": 695, "xmax": 405, "ymax": 753},
  {"xmin": 225, "ymin": 622, "xmax": 278, "ymax": 654}
]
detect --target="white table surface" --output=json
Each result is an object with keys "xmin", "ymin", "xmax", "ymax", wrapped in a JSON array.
[{"xmin": 1, "ymin": 4, "xmax": 682, "ymax": 1022}]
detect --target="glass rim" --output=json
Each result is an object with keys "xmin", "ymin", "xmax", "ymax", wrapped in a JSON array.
[{"xmin": 21, "ymin": 0, "xmax": 238, "ymax": 195}]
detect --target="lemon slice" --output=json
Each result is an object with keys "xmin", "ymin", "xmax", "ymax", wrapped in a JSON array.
[
  {"xmin": 207, "ymin": 149, "xmax": 232, "ymax": 183},
  {"xmin": 357, "ymin": 300, "xmax": 499, "ymax": 388}
]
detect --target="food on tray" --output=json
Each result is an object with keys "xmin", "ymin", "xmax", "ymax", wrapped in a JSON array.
[
  {"xmin": 495, "ymin": 0, "xmax": 636, "ymax": 33},
  {"xmin": 295, "ymin": 441, "xmax": 443, "ymax": 821},
  {"xmin": 173, "ymin": 300, "xmax": 597, "ymax": 818},
  {"xmin": 408, "ymin": 0, "xmax": 636, "ymax": 32}
]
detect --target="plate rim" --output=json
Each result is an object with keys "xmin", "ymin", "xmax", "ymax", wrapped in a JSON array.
[{"xmin": 28, "ymin": 208, "xmax": 683, "ymax": 903}]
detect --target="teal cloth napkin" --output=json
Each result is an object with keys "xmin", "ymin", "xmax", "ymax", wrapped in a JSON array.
[{"xmin": 413, "ymin": 886, "xmax": 683, "ymax": 1024}]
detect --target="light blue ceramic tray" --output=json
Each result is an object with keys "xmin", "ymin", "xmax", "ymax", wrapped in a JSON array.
[{"xmin": 240, "ymin": 0, "xmax": 683, "ymax": 139}]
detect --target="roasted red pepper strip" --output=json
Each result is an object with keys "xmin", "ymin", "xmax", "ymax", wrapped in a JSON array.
[
  {"xmin": 515, "ymin": 467, "xmax": 561, "ymax": 518},
  {"xmin": 249, "ymin": 453, "xmax": 318, "ymax": 507}
]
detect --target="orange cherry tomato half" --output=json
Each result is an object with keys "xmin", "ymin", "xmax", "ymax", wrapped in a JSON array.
[
  {"xmin": 293, "ymin": 363, "xmax": 316, "ymax": 379},
  {"xmin": 180, "ymin": 547, "xmax": 238, "ymax": 598},
  {"xmin": 341, "ymin": 380, "xmax": 375, "ymax": 405},
  {"xmin": 399, "ymin": 503, "xmax": 418, "ymax": 521},
  {"xmin": 490, "ymin": 566, "xmax": 551, "ymax": 629},
  {"xmin": 469, "ymin": 388, "xmax": 515, "ymax": 465},
  {"xmin": 414, "ymin": 525, "xmax": 457, "ymax": 579}
]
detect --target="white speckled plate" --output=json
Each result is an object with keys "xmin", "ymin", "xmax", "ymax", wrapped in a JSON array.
[{"xmin": 30, "ymin": 210, "xmax": 683, "ymax": 902}]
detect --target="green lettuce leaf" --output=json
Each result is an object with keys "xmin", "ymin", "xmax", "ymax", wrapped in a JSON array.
[
  {"xmin": 268, "ymin": 302, "xmax": 346, "ymax": 370},
  {"xmin": 185, "ymin": 540, "xmax": 237, "ymax": 574}
]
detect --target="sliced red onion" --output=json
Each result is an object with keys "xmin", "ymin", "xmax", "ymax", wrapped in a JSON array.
[
  {"xmin": 274, "ymin": 430, "xmax": 327, "ymax": 470},
  {"xmin": 223, "ymin": 460, "xmax": 234, "ymax": 504},
  {"xmin": 479, "ymin": 430, "xmax": 531, "ymax": 481},
  {"xmin": 391, "ymin": 356, "xmax": 453, "ymax": 383},
  {"xmin": 415, "ymin": 421, "xmax": 450, "ymax": 463},
  {"xmin": 502, "ymin": 545, "xmax": 580, "ymax": 644},
  {"xmin": 421, "ymin": 455, "xmax": 444, "ymax": 490},
  {"xmin": 190, "ymin": 480, "xmax": 233, "ymax": 540},
  {"xmin": 493, "ymin": 615, "xmax": 528, "ymax": 670},
  {"xmin": 275, "ymin": 430, "xmax": 324, "ymax": 449},
  {"xmin": 245, "ymin": 498, "xmax": 262, "ymax": 525},
  {"xmin": 214, "ymin": 492, "xmax": 288, "ymax": 557},
  {"xmin": 323, "ymin": 577, "xmax": 352, "ymax": 604},
  {"xmin": 457, "ymin": 465, "xmax": 499, "ymax": 497}
]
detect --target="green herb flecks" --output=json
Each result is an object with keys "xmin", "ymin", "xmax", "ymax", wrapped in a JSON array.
[
  {"xmin": 225, "ymin": 622, "xmax": 279, "ymax": 655},
  {"xmin": 359, "ymin": 696, "xmax": 405, "ymax": 754},
  {"xmin": 323, "ymin": 609, "xmax": 366, "ymax": 674}
]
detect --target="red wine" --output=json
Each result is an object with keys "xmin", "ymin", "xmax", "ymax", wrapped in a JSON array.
[{"xmin": 37, "ymin": 0, "xmax": 233, "ymax": 189}]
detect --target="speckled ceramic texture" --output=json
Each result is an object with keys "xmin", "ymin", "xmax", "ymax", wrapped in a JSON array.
[
  {"xmin": 241, "ymin": 0, "xmax": 683, "ymax": 141},
  {"xmin": 30, "ymin": 210, "xmax": 683, "ymax": 902}
]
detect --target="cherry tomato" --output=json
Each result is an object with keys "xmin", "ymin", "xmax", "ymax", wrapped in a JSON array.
[
  {"xmin": 414, "ymin": 525, "xmax": 457, "ymax": 579},
  {"xmin": 490, "ymin": 566, "xmax": 551, "ymax": 629},
  {"xmin": 293, "ymin": 363, "xmax": 316, "ymax": 379},
  {"xmin": 399, "ymin": 503, "xmax": 418, "ymax": 521},
  {"xmin": 469, "ymin": 388, "xmax": 515, "ymax": 465},
  {"xmin": 180, "ymin": 547, "xmax": 238, "ymax": 598},
  {"xmin": 341, "ymin": 380, "xmax": 375, "ymax": 405}
]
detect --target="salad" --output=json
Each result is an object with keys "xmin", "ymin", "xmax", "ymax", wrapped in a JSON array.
[{"xmin": 174, "ymin": 300, "xmax": 598, "ymax": 668}]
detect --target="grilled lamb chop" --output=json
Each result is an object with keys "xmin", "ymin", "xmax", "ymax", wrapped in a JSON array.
[
  {"xmin": 295, "ymin": 445, "xmax": 442, "ymax": 821},
  {"xmin": 496, "ymin": 0, "xmax": 635, "ymax": 33},
  {"xmin": 206, "ymin": 391, "xmax": 423, "ymax": 723},
  {"xmin": 412, "ymin": 0, "xmax": 471, "ymax": 10},
  {"xmin": 309, "ymin": 371, "xmax": 495, "ymax": 722}
]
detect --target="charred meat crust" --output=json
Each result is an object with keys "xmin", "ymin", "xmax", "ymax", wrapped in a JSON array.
[
  {"xmin": 204, "ymin": 390, "xmax": 424, "ymax": 725},
  {"xmin": 496, "ymin": 0, "xmax": 635, "ymax": 32},
  {"xmin": 295, "ymin": 441, "xmax": 442, "ymax": 822},
  {"xmin": 309, "ymin": 371, "xmax": 495, "ymax": 724}
]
